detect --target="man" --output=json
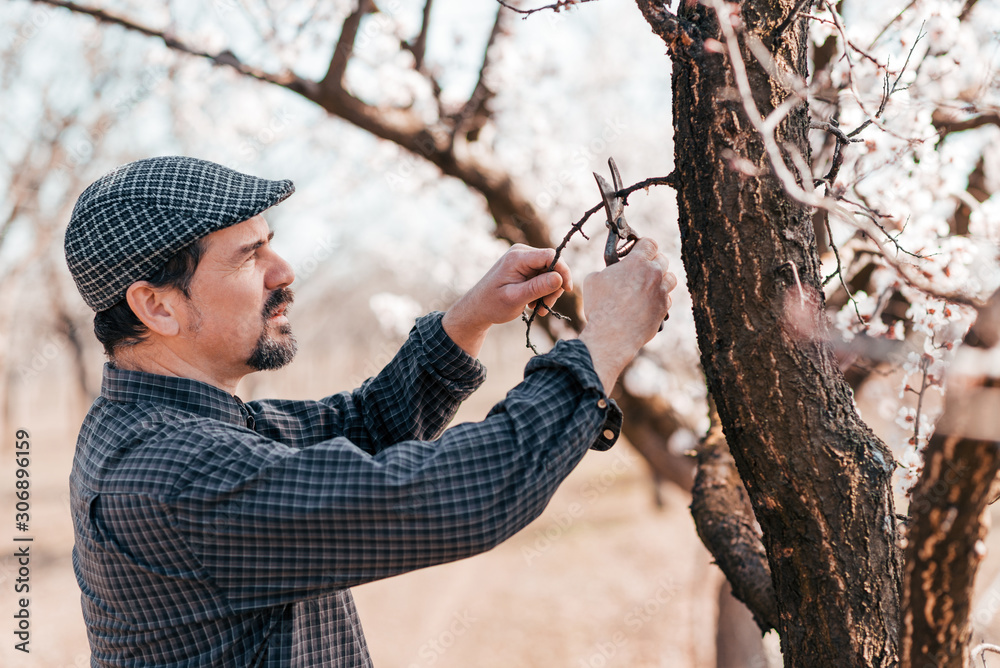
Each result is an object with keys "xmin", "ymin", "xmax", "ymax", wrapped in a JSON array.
[{"xmin": 65, "ymin": 156, "xmax": 675, "ymax": 667}]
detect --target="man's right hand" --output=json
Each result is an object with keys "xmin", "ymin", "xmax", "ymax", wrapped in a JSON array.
[{"xmin": 578, "ymin": 238, "xmax": 677, "ymax": 394}]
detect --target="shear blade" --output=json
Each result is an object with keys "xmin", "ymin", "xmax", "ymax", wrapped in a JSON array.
[
  {"xmin": 607, "ymin": 157, "xmax": 623, "ymax": 192},
  {"xmin": 593, "ymin": 172, "xmax": 623, "ymax": 222}
]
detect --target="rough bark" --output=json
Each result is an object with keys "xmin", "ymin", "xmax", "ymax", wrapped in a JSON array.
[
  {"xmin": 636, "ymin": 1, "xmax": 901, "ymax": 665},
  {"xmin": 901, "ymin": 428, "xmax": 1000, "ymax": 668},
  {"xmin": 901, "ymin": 289, "xmax": 1000, "ymax": 668}
]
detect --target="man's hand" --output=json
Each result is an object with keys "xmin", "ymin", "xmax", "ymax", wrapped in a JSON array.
[
  {"xmin": 443, "ymin": 244, "xmax": 573, "ymax": 358},
  {"xmin": 578, "ymin": 238, "xmax": 677, "ymax": 393}
]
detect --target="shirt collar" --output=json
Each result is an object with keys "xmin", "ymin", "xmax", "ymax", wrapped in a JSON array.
[{"xmin": 100, "ymin": 363, "xmax": 251, "ymax": 428}]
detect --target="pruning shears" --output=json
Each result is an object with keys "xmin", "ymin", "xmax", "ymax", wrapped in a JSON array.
[
  {"xmin": 593, "ymin": 156, "xmax": 668, "ymax": 324},
  {"xmin": 593, "ymin": 157, "xmax": 638, "ymax": 267}
]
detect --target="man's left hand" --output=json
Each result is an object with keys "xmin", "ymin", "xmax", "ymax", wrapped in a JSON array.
[{"xmin": 442, "ymin": 244, "xmax": 573, "ymax": 358}]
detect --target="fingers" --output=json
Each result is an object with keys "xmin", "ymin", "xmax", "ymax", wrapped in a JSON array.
[
  {"xmin": 520, "ymin": 271, "xmax": 563, "ymax": 305},
  {"xmin": 627, "ymin": 237, "xmax": 660, "ymax": 261},
  {"xmin": 504, "ymin": 244, "xmax": 574, "ymax": 315},
  {"xmin": 664, "ymin": 268, "xmax": 678, "ymax": 294},
  {"xmin": 507, "ymin": 245, "xmax": 573, "ymax": 287},
  {"xmin": 508, "ymin": 244, "xmax": 557, "ymax": 274},
  {"xmin": 550, "ymin": 256, "xmax": 573, "ymax": 294}
]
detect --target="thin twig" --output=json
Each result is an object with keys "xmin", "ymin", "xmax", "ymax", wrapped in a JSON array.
[
  {"xmin": 811, "ymin": 119, "xmax": 865, "ymax": 145},
  {"xmin": 867, "ymin": 0, "xmax": 918, "ymax": 50},
  {"xmin": 769, "ymin": 0, "xmax": 812, "ymax": 44},
  {"xmin": 810, "ymin": 119, "xmax": 864, "ymax": 186},
  {"xmin": 826, "ymin": 1, "xmax": 928, "ymax": 141},
  {"xmin": 496, "ymin": 0, "xmax": 598, "ymax": 18},
  {"xmin": 973, "ymin": 642, "xmax": 1000, "ymax": 665},
  {"xmin": 450, "ymin": 6, "xmax": 505, "ymax": 147},
  {"xmin": 523, "ymin": 174, "xmax": 675, "ymax": 353},
  {"xmin": 822, "ymin": 216, "xmax": 865, "ymax": 324},
  {"xmin": 906, "ymin": 350, "xmax": 932, "ymax": 449},
  {"xmin": 836, "ymin": 195, "xmax": 926, "ymax": 260},
  {"xmin": 800, "ymin": 13, "xmax": 883, "ymax": 68},
  {"xmin": 32, "ymin": 0, "xmax": 306, "ymax": 91}
]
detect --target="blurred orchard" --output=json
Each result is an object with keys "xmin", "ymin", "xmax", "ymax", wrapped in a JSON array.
[{"xmin": 0, "ymin": 0, "xmax": 998, "ymax": 666}]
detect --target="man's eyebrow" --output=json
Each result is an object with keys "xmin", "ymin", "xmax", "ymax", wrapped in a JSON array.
[{"xmin": 232, "ymin": 231, "xmax": 275, "ymax": 260}]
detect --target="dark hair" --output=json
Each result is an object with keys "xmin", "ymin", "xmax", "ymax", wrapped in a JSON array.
[{"xmin": 93, "ymin": 238, "xmax": 206, "ymax": 359}]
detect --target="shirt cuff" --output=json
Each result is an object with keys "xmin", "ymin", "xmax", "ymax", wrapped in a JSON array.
[
  {"xmin": 525, "ymin": 338, "xmax": 623, "ymax": 452},
  {"xmin": 416, "ymin": 312, "xmax": 487, "ymax": 388}
]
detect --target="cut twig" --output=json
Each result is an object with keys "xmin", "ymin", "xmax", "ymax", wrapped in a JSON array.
[
  {"xmin": 496, "ymin": 0, "xmax": 599, "ymax": 18},
  {"xmin": 523, "ymin": 174, "xmax": 675, "ymax": 353}
]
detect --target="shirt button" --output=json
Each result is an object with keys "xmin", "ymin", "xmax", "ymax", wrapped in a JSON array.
[
  {"xmin": 603, "ymin": 429, "xmax": 615, "ymax": 440},
  {"xmin": 597, "ymin": 399, "xmax": 608, "ymax": 409}
]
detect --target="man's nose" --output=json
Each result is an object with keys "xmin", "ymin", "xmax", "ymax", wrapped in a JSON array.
[{"xmin": 266, "ymin": 250, "xmax": 295, "ymax": 290}]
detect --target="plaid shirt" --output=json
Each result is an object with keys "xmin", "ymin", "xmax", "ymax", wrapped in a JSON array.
[{"xmin": 70, "ymin": 312, "xmax": 622, "ymax": 667}]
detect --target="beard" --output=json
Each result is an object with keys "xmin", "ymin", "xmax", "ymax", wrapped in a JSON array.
[{"xmin": 247, "ymin": 287, "xmax": 298, "ymax": 371}]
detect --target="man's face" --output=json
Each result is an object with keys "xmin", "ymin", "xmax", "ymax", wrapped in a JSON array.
[{"xmin": 177, "ymin": 215, "xmax": 297, "ymax": 377}]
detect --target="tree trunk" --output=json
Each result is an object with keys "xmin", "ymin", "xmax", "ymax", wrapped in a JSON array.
[
  {"xmin": 636, "ymin": 1, "xmax": 902, "ymax": 665},
  {"xmin": 901, "ymin": 289, "xmax": 1000, "ymax": 667},
  {"xmin": 901, "ymin": 427, "xmax": 1000, "ymax": 667}
]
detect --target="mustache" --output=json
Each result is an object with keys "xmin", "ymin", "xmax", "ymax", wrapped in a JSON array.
[{"xmin": 262, "ymin": 287, "xmax": 294, "ymax": 319}]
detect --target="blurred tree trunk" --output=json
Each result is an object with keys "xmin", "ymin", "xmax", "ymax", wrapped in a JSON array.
[
  {"xmin": 900, "ymin": 290, "xmax": 1000, "ymax": 668},
  {"xmin": 637, "ymin": 1, "xmax": 901, "ymax": 666},
  {"xmin": 716, "ymin": 579, "xmax": 769, "ymax": 668}
]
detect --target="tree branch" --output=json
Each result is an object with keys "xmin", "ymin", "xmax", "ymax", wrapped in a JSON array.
[
  {"xmin": 959, "ymin": 0, "xmax": 980, "ymax": 22},
  {"xmin": 405, "ymin": 0, "xmax": 434, "ymax": 70},
  {"xmin": 769, "ymin": 0, "xmax": 812, "ymax": 43},
  {"xmin": 450, "ymin": 6, "xmax": 506, "ymax": 146},
  {"xmin": 320, "ymin": 0, "xmax": 374, "ymax": 92},
  {"xmin": 496, "ymin": 0, "xmax": 599, "ymax": 18},
  {"xmin": 32, "ymin": 0, "xmax": 312, "ymax": 93},
  {"xmin": 932, "ymin": 109, "xmax": 1000, "ymax": 139},
  {"xmin": 690, "ymin": 413, "xmax": 780, "ymax": 634},
  {"xmin": 633, "ymin": 0, "xmax": 696, "ymax": 59}
]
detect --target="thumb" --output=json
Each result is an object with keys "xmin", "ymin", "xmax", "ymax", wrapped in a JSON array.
[
  {"xmin": 514, "ymin": 271, "xmax": 563, "ymax": 305},
  {"xmin": 628, "ymin": 237, "xmax": 659, "ymax": 260}
]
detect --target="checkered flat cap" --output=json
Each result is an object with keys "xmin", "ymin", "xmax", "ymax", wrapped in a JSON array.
[{"xmin": 65, "ymin": 156, "xmax": 294, "ymax": 311}]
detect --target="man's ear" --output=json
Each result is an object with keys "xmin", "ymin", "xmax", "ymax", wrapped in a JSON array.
[{"xmin": 125, "ymin": 281, "xmax": 181, "ymax": 337}]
